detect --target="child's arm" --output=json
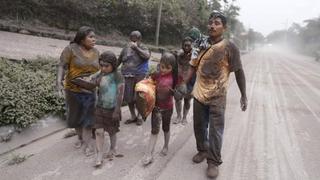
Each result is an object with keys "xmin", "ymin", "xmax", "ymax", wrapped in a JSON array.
[
  {"xmin": 71, "ymin": 71, "xmax": 101, "ymax": 91},
  {"xmin": 112, "ymin": 73, "xmax": 125, "ymax": 119},
  {"xmin": 89, "ymin": 71, "xmax": 102, "ymax": 86}
]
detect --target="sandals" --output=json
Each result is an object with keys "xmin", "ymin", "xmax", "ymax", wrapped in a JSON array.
[
  {"xmin": 124, "ymin": 118, "xmax": 137, "ymax": 124},
  {"xmin": 124, "ymin": 117, "xmax": 143, "ymax": 126}
]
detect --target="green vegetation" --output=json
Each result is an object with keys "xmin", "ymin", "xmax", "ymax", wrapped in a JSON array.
[
  {"xmin": 0, "ymin": 58, "xmax": 65, "ymax": 128},
  {"xmin": 7, "ymin": 152, "xmax": 33, "ymax": 165},
  {"xmin": 0, "ymin": 0, "xmax": 242, "ymax": 45}
]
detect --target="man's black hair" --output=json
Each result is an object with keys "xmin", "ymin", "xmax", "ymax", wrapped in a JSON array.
[
  {"xmin": 209, "ymin": 11, "xmax": 227, "ymax": 26},
  {"xmin": 182, "ymin": 36, "xmax": 193, "ymax": 44}
]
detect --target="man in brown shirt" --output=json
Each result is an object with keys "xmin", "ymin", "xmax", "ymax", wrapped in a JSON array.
[{"xmin": 184, "ymin": 11, "xmax": 248, "ymax": 178}]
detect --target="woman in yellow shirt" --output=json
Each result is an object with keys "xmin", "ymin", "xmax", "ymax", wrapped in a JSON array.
[{"xmin": 56, "ymin": 26, "xmax": 99, "ymax": 156}]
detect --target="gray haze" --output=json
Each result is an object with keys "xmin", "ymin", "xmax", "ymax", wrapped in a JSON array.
[{"xmin": 236, "ymin": 0, "xmax": 320, "ymax": 35}]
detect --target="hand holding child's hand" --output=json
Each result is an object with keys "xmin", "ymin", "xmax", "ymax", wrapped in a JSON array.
[{"xmin": 94, "ymin": 75, "xmax": 103, "ymax": 86}]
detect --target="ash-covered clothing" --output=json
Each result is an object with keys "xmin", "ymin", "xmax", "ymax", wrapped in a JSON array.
[
  {"xmin": 92, "ymin": 71, "xmax": 124, "ymax": 135},
  {"xmin": 191, "ymin": 35, "xmax": 210, "ymax": 60},
  {"xmin": 60, "ymin": 43, "xmax": 99, "ymax": 93},
  {"xmin": 65, "ymin": 90, "xmax": 96, "ymax": 128},
  {"xmin": 189, "ymin": 38, "xmax": 242, "ymax": 108},
  {"xmin": 177, "ymin": 49, "xmax": 192, "ymax": 77},
  {"xmin": 91, "ymin": 71, "xmax": 124, "ymax": 109},
  {"xmin": 151, "ymin": 108, "xmax": 173, "ymax": 135},
  {"xmin": 191, "ymin": 37, "xmax": 243, "ymax": 166},
  {"xmin": 151, "ymin": 72, "xmax": 174, "ymax": 110},
  {"xmin": 94, "ymin": 106, "xmax": 120, "ymax": 135},
  {"xmin": 118, "ymin": 44, "xmax": 150, "ymax": 76},
  {"xmin": 137, "ymin": 60, "xmax": 149, "ymax": 75},
  {"xmin": 193, "ymin": 98, "xmax": 225, "ymax": 166},
  {"xmin": 123, "ymin": 74, "xmax": 145, "ymax": 104},
  {"xmin": 176, "ymin": 49, "xmax": 195, "ymax": 97}
]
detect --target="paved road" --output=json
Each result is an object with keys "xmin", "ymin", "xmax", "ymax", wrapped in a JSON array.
[
  {"xmin": 0, "ymin": 31, "xmax": 161, "ymax": 61},
  {"xmin": 0, "ymin": 31, "xmax": 320, "ymax": 180}
]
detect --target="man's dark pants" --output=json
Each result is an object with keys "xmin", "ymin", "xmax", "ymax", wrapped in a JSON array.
[{"xmin": 193, "ymin": 98, "xmax": 225, "ymax": 166}]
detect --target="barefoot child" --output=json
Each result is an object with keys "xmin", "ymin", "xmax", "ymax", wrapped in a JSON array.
[
  {"xmin": 142, "ymin": 52, "xmax": 180, "ymax": 165},
  {"xmin": 90, "ymin": 51, "xmax": 124, "ymax": 167}
]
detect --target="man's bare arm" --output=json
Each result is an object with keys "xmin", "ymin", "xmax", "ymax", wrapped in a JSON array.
[{"xmin": 235, "ymin": 68, "xmax": 247, "ymax": 111}]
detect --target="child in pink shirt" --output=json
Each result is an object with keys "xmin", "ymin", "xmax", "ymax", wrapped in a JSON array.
[{"xmin": 142, "ymin": 52, "xmax": 181, "ymax": 165}]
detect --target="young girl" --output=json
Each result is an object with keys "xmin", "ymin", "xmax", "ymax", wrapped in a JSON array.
[
  {"xmin": 142, "ymin": 52, "xmax": 180, "ymax": 165},
  {"xmin": 90, "ymin": 51, "xmax": 124, "ymax": 167}
]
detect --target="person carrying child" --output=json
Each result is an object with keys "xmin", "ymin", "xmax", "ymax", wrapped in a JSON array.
[
  {"xmin": 142, "ymin": 52, "xmax": 180, "ymax": 165},
  {"xmin": 88, "ymin": 51, "xmax": 124, "ymax": 167}
]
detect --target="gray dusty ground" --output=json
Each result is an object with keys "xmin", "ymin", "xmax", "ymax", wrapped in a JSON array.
[
  {"xmin": 0, "ymin": 31, "xmax": 161, "ymax": 61},
  {"xmin": 0, "ymin": 31, "xmax": 320, "ymax": 180}
]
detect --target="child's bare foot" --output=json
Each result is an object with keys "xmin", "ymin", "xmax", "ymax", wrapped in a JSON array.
[
  {"xmin": 84, "ymin": 146, "xmax": 95, "ymax": 157},
  {"xmin": 142, "ymin": 154, "xmax": 153, "ymax": 165},
  {"xmin": 173, "ymin": 116, "xmax": 181, "ymax": 124},
  {"xmin": 94, "ymin": 160, "xmax": 103, "ymax": 167},
  {"xmin": 181, "ymin": 118, "xmax": 187, "ymax": 125},
  {"xmin": 94, "ymin": 152, "xmax": 103, "ymax": 167},
  {"xmin": 161, "ymin": 147, "xmax": 168, "ymax": 156}
]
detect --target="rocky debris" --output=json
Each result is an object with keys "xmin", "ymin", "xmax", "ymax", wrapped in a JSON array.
[{"xmin": 0, "ymin": 125, "xmax": 15, "ymax": 142}]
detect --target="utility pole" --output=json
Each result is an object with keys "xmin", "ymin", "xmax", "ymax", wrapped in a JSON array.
[{"xmin": 155, "ymin": 0, "xmax": 163, "ymax": 46}]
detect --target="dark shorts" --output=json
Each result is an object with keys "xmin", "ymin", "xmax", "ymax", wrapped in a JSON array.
[
  {"xmin": 151, "ymin": 107, "xmax": 173, "ymax": 134},
  {"xmin": 65, "ymin": 90, "xmax": 95, "ymax": 128},
  {"xmin": 123, "ymin": 74, "xmax": 145, "ymax": 104},
  {"xmin": 94, "ymin": 106, "xmax": 120, "ymax": 135}
]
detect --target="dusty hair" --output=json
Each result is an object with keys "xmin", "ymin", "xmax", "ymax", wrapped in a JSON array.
[
  {"xmin": 99, "ymin": 51, "xmax": 117, "ymax": 72},
  {"xmin": 130, "ymin": 31, "xmax": 142, "ymax": 39},
  {"xmin": 71, "ymin": 26, "xmax": 94, "ymax": 45},
  {"xmin": 160, "ymin": 52, "xmax": 179, "ymax": 89},
  {"xmin": 209, "ymin": 11, "xmax": 227, "ymax": 26}
]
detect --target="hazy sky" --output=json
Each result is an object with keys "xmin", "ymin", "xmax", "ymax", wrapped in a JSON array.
[{"xmin": 235, "ymin": 0, "xmax": 320, "ymax": 36}]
